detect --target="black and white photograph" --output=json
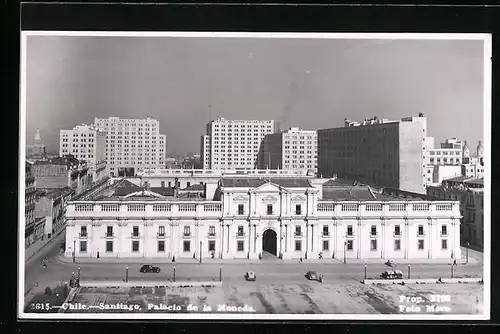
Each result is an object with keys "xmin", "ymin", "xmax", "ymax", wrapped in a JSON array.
[{"xmin": 19, "ymin": 31, "xmax": 491, "ymax": 320}]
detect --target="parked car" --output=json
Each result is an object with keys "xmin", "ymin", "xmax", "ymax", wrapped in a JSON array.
[
  {"xmin": 385, "ymin": 260, "xmax": 396, "ymax": 267},
  {"xmin": 305, "ymin": 271, "xmax": 319, "ymax": 281},
  {"xmin": 244, "ymin": 271, "xmax": 256, "ymax": 281},
  {"xmin": 380, "ymin": 270, "xmax": 403, "ymax": 279},
  {"xmin": 140, "ymin": 265, "xmax": 161, "ymax": 273}
]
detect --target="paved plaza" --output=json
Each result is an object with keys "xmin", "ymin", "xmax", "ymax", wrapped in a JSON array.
[{"xmin": 60, "ymin": 282, "xmax": 483, "ymax": 314}]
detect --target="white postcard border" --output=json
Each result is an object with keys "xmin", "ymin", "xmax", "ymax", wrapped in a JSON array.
[{"xmin": 18, "ymin": 31, "xmax": 491, "ymax": 321}]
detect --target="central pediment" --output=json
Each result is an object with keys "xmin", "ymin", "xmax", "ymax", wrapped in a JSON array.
[
  {"xmin": 123, "ymin": 190, "xmax": 165, "ymax": 199},
  {"xmin": 250, "ymin": 182, "xmax": 290, "ymax": 194}
]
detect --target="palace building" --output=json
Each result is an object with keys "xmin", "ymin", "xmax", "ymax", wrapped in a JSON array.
[{"xmin": 64, "ymin": 176, "xmax": 462, "ymax": 261}]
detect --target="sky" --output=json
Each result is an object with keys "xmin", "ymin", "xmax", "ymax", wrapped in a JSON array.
[{"xmin": 24, "ymin": 35, "xmax": 486, "ymax": 154}]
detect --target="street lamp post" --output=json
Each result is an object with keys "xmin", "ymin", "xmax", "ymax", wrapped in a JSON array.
[
  {"xmin": 200, "ymin": 241, "xmax": 202, "ymax": 264},
  {"xmin": 466, "ymin": 241, "xmax": 470, "ymax": 264},
  {"xmin": 408, "ymin": 265, "xmax": 411, "ymax": 279},
  {"xmin": 78, "ymin": 267, "xmax": 81, "ymax": 281},
  {"xmin": 125, "ymin": 267, "xmax": 128, "ymax": 283},
  {"xmin": 451, "ymin": 264, "xmax": 454, "ymax": 279},
  {"xmin": 173, "ymin": 266, "xmax": 176, "ymax": 282},
  {"xmin": 73, "ymin": 239, "xmax": 76, "ymax": 263},
  {"xmin": 364, "ymin": 264, "xmax": 367, "ymax": 280},
  {"xmin": 219, "ymin": 266, "xmax": 222, "ymax": 282}
]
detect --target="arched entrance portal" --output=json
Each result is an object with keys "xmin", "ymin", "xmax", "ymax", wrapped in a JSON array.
[{"xmin": 262, "ymin": 229, "xmax": 277, "ymax": 256}]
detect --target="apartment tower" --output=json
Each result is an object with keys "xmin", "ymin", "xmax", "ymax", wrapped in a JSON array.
[
  {"xmin": 258, "ymin": 127, "xmax": 318, "ymax": 174},
  {"xmin": 318, "ymin": 114, "xmax": 427, "ymax": 194},
  {"xmin": 200, "ymin": 117, "xmax": 274, "ymax": 169},
  {"xmin": 94, "ymin": 117, "xmax": 166, "ymax": 176}
]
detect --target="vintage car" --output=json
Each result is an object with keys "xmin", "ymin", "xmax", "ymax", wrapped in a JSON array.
[
  {"xmin": 380, "ymin": 270, "xmax": 403, "ymax": 279},
  {"xmin": 244, "ymin": 271, "xmax": 256, "ymax": 281},
  {"xmin": 140, "ymin": 265, "xmax": 161, "ymax": 273},
  {"xmin": 385, "ymin": 260, "xmax": 397, "ymax": 267},
  {"xmin": 305, "ymin": 271, "xmax": 319, "ymax": 281}
]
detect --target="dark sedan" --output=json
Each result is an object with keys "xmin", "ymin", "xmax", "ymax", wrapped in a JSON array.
[
  {"xmin": 140, "ymin": 265, "xmax": 161, "ymax": 273},
  {"xmin": 305, "ymin": 271, "xmax": 318, "ymax": 281}
]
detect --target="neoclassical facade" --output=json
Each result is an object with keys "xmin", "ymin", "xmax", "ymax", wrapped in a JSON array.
[{"xmin": 65, "ymin": 178, "xmax": 462, "ymax": 260}]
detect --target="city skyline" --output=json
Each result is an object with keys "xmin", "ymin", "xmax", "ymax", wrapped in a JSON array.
[{"xmin": 25, "ymin": 34, "xmax": 486, "ymax": 154}]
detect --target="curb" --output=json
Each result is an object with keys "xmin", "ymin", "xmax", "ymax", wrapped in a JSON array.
[
  {"xmin": 362, "ymin": 277, "xmax": 483, "ymax": 285},
  {"xmin": 78, "ymin": 281, "xmax": 223, "ymax": 288}
]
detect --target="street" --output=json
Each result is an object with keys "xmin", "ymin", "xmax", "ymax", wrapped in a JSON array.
[{"xmin": 24, "ymin": 239, "xmax": 484, "ymax": 290}]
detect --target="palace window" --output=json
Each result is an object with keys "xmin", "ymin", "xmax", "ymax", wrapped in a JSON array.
[
  {"xmin": 441, "ymin": 239, "xmax": 448, "ymax": 250},
  {"xmin": 158, "ymin": 226, "xmax": 165, "ymax": 237},
  {"xmin": 106, "ymin": 241, "xmax": 113, "ymax": 252},
  {"xmin": 370, "ymin": 239, "xmax": 377, "ymax": 251},
  {"xmin": 80, "ymin": 226, "xmax": 87, "ymax": 237},
  {"xmin": 347, "ymin": 240, "xmax": 353, "ymax": 251},
  {"xmin": 238, "ymin": 204, "xmax": 244, "ymax": 215},
  {"xmin": 208, "ymin": 241, "xmax": 215, "ymax": 252},
  {"xmin": 267, "ymin": 204, "xmax": 273, "ymax": 215},
  {"xmin": 295, "ymin": 204, "xmax": 302, "ymax": 215},
  {"xmin": 132, "ymin": 226, "xmax": 139, "ymax": 237},
  {"xmin": 394, "ymin": 239, "xmax": 401, "ymax": 251},
  {"xmin": 158, "ymin": 241, "xmax": 165, "ymax": 252},
  {"xmin": 322, "ymin": 225, "xmax": 329, "ymax": 236},
  {"xmin": 183, "ymin": 241, "xmax": 191, "ymax": 252},
  {"xmin": 441, "ymin": 225, "xmax": 448, "ymax": 236},
  {"xmin": 394, "ymin": 225, "xmax": 401, "ymax": 236},
  {"xmin": 106, "ymin": 226, "xmax": 113, "ymax": 237},
  {"xmin": 371, "ymin": 225, "xmax": 377, "ymax": 236},
  {"xmin": 237, "ymin": 241, "xmax": 244, "ymax": 252},
  {"xmin": 322, "ymin": 240, "xmax": 329, "ymax": 251},
  {"xmin": 347, "ymin": 225, "xmax": 353, "ymax": 236},
  {"xmin": 418, "ymin": 240, "xmax": 425, "ymax": 250},
  {"xmin": 209, "ymin": 226, "xmax": 216, "ymax": 236},
  {"xmin": 80, "ymin": 241, "xmax": 87, "ymax": 253},
  {"xmin": 418, "ymin": 225, "xmax": 424, "ymax": 236},
  {"xmin": 237, "ymin": 226, "xmax": 244, "ymax": 236},
  {"xmin": 295, "ymin": 240, "xmax": 302, "ymax": 251},
  {"xmin": 295, "ymin": 226, "xmax": 302, "ymax": 236},
  {"xmin": 184, "ymin": 226, "xmax": 191, "ymax": 236},
  {"xmin": 132, "ymin": 241, "xmax": 139, "ymax": 252}
]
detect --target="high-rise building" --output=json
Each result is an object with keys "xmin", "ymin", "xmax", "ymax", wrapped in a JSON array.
[
  {"xmin": 94, "ymin": 117, "xmax": 166, "ymax": 176},
  {"xmin": 60, "ymin": 124, "xmax": 107, "ymax": 174},
  {"xmin": 318, "ymin": 114, "xmax": 427, "ymax": 194},
  {"xmin": 200, "ymin": 117, "xmax": 274, "ymax": 170},
  {"xmin": 425, "ymin": 138, "xmax": 464, "ymax": 166},
  {"xmin": 258, "ymin": 127, "xmax": 318, "ymax": 174}
]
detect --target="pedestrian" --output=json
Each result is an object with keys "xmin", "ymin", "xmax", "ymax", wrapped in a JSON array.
[
  {"xmin": 299, "ymin": 257, "xmax": 303, "ymax": 263},
  {"xmin": 453, "ymin": 259, "xmax": 457, "ymax": 266},
  {"xmin": 97, "ymin": 251, "xmax": 100, "ymax": 258}
]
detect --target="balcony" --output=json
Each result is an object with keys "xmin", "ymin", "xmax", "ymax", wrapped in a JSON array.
[
  {"xmin": 157, "ymin": 233, "xmax": 166, "ymax": 239},
  {"xmin": 131, "ymin": 233, "xmax": 140, "ymax": 239},
  {"xmin": 104, "ymin": 233, "xmax": 114, "ymax": 239},
  {"xmin": 417, "ymin": 231, "xmax": 425, "ymax": 237},
  {"xmin": 322, "ymin": 232, "xmax": 330, "ymax": 237},
  {"xmin": 346, "ymin": 233, "xmax": 354, "ymax": 238},
  {"xmin": 237, "ymin": 211, "xmax": 245, "ymax": 216},
  {"xmin": 78, "ymin": 233, "xmax": 88, "ymax": 239},
  {"xmin": 294, "ymin": 232, "xmax": 303, "ymax": 238},
  {"xmin": 182, "ymin": 232, "xmax": 191, "ymax": 239},
  {"xmin": 370, "ymin": 232, "xmax": 378, "ymax": 238},
  {"xmin": 393, "ymin": 231, "xmax": 402, "ymax": 238},
  {"xmin": 440, "ymin": 231, "xmax": 448, "ymax": 237},
  {"xmin": 236, "ymin": 233, "xmax": 245, "ymax": 239},
  {"xmin": 295, "ymin": 211, "xmax": 302, "ymax": 216},
  {"xmin": 207, "ymin": 233, "xmax": 216, "ymax": 239}
]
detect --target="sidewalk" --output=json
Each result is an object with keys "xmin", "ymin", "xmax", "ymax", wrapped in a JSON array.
[
  {"xmin": 25, "ymin": 227, "xmax": 65, "ymax": 262},
  {"xmin": 58, "ymin": 253, "xmax": 480, "ymax": 265}
]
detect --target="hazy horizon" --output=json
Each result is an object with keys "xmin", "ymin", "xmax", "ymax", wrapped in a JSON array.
[{"xmin": 24, "ymin": 35, "xmax": 486, "ymax": 154}]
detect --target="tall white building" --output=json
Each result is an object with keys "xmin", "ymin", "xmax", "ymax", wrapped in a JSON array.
[
  {"xmin": 94, "ymin": 117, "xmax": 166, "ymax": 176},
  {"xmin": 60, "ymin": 124, "xmax": 106, "ymax": 169},
  {"xmin": 258, "ymin": 127, "xmax": 318, "ymax": 174},
  {"xmin": 425, "ymin": 137, "xmax": 464, "ymax": 166},
  {"xmin": 200, "ymin": 117, "xmax": 274, "ymax": 170}
]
